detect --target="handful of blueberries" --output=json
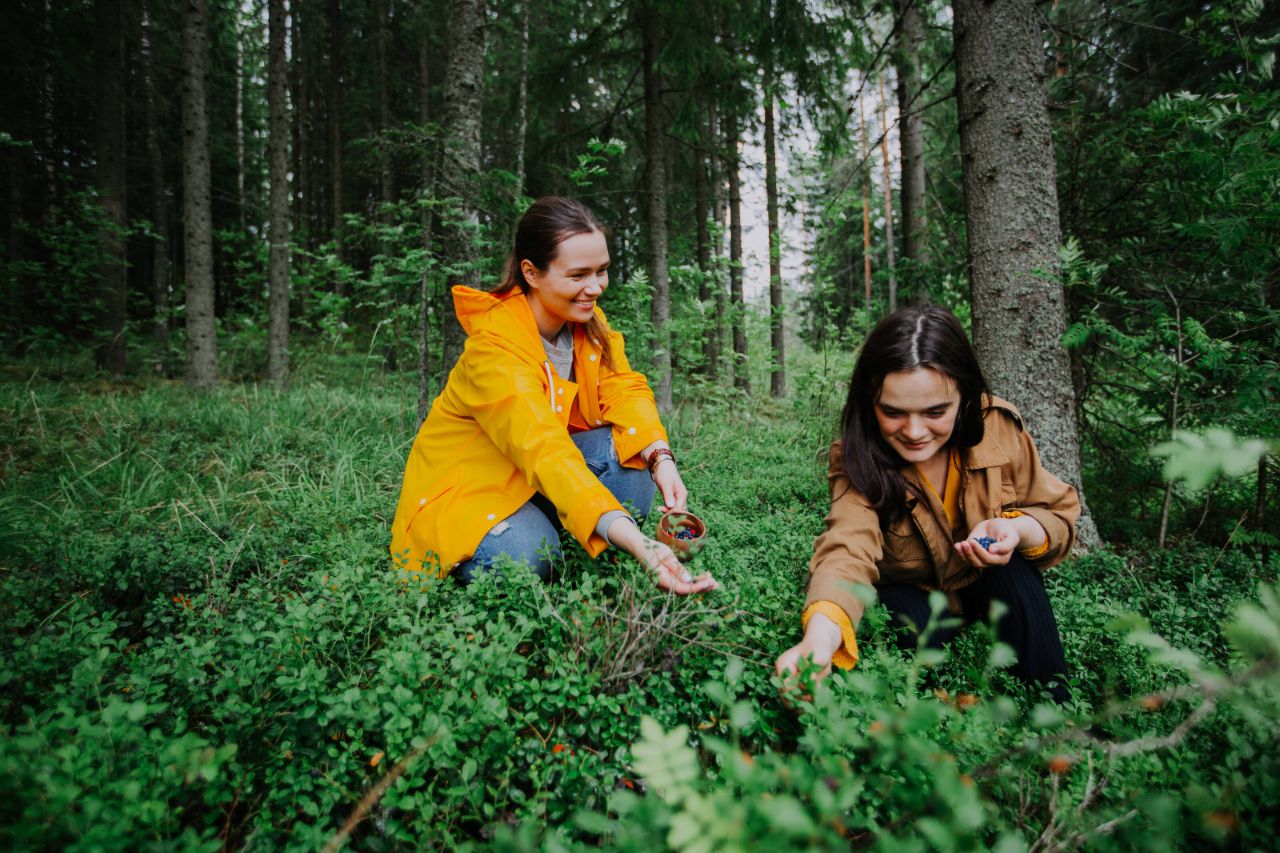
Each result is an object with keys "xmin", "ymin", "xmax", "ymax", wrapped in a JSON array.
[{"xmin": 976, "ymin": 536, "xmax": 997, "ymax": 551}]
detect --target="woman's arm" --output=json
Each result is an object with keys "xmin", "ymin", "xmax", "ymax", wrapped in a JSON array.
[{"xmin": 606, "ymin": 515, "xmax": 718, "ymax": 594}]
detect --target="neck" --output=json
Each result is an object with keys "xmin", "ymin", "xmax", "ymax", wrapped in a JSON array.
[{"xmin": 527, "ymin": 297, "xmax": 567, "ymax": 342}]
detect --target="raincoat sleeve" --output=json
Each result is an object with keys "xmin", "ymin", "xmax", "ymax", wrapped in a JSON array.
[
  {"xmin": 456, "ymin": 335, "xmax": 627, "ymax": 557},
  {"xmin": 803, "ymin": 443, "xmax": 883, "ymax": 655},
  {"xmin": 596, "ymin": 326, "xmax": 668, "ymax": 468}
]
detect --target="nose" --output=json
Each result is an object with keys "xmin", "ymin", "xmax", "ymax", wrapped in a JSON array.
[
  {"xmin": 583, "ymin": 273, "xmax": 605, "ymax": 295},
  {"xmin": 903, "ymin": 416, "xmax": 929, "ymax": 441}
]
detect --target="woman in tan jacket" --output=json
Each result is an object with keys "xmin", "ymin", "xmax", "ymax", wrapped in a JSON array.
[{"xmin": 775, "ymin": 306, "xmax": 1079, "ymax": 701}]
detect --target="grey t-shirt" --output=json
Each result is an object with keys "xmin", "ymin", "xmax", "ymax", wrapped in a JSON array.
[{"xmin": 539, "ymin": 325, "xmax": 636, "ymax": 545}]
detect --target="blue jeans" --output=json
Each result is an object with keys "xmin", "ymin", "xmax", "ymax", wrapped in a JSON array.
[{"xmin": 457, "ymin": 428, "xmax": 656, "ymax": 582}]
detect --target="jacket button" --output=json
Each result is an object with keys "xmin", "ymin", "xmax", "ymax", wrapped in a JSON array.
[
  {"xmin": 595, "ymin": 419, "xmax": 603, "ymax": 425},
  {"xmin": 557, "ymin": 387, "xmax": 563, "ymax": 395},
  {"xmin": 589, "ymin": 354, "xmax": 597, "ymax": 362},
  {"xmin": 419, "ymin": 498, "xmax": 427, "ymax": 506},
  {"xmin": 486, "ymin": 513, "xmax": 496, "ymax": 521},
  {"xmin": 627, "ymin": 427, "xmax": 636, "ymax": 435},
  {"xmin": 556, "ymin": 405, "xmax": 563, "ymax": 413}
]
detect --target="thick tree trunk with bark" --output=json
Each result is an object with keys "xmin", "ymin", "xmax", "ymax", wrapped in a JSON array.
[
  {"xmin": 893, "ymin": 0, "xmax": 928, "ymax": 264},
  {"xmin": 642, "ymin": 0, "xmax": 672, "ymax": 409},
  {"xmin": 328, "ymin": 0, "xmax": 344, "ymax": 261},
  {"xmin": 726, "ymin": 110, "xmax": 747, "ymax": 393},
  {"xmin": 513, "ymin": 0, "xmax": 529, "ymax": 199},
  {"xmin": 141, "ymin": 2, "xmax": 170, "ymax": 351},
  {"xmin": 434, "ymin": 0, "xmax": 486, "ymax": 381},
  {"xmin": 695, "ymin": 110, "xmax": 714, "ymax": 377},
  {"xmin": 416, "ymin": 30, "xmax": 439, "ymax": 420},
  {"xmin": 377, "ymin": 0, "xmax": 394, "ymax": 211},
  {"xmin": 94, "ymin": 0, "xmax": 127, "ymax": 375},
  {"xmin": 267, "ymin": 0, "xmax": 291, "ymax": 385},
  {"xmin": 953, "ymin": 0, "xmax": 1097, "ymax": 547},
  {"xmin": 877, "ymin": 72, "xmax": 898, "ymax": 313},
  {"xmin": 860, "ymin": 96, "xmax": 872, "ymax": 306},
  {"xmin": 764, "ymin": 58, "xmax": 785, "ymax": 398},
  {"xmin": 182, "ymin": 0, "xmax": 218, "ymax": 390}
]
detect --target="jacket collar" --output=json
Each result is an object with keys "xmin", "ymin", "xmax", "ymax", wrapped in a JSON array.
[{"xmin": 451, "ymin": 285, "xmax": 547, "ymax": 365}]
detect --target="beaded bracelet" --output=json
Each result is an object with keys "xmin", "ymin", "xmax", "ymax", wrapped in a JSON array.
[{"xmin": 646, "ymin": 447, "xmax": 676, "ymax": 476}]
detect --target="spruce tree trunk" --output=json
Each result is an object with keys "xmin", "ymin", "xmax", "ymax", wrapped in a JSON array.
[
  {"xmin": 877, "ymin": 72, "xmax": 898, "ymax": 314},
  {"xmin": 894, "ymin": 0, "xmax": 928, "ymax": 264},
  {"xmin": 267, "ymin": 0, "xmax": 291, "ymax": 385},
  {"xmin": 377, "ymin": 0, "xmax": 394, "ymax": 211},
  {"xmin": 764, "ymin": 52, "xmax": 785, "ymax": 398},
  {"xmin": 328, "ymin": 0, "xmax": 344, "ymax": 262},
  {"xmin": 182, "ymin": 0, "xmax": 218, "ymax": 390},
  {"xmin": 859, "ymin": 95, "xmax": 872, "ymax": 307},
  {"xmin": 695, "ymin": 112, "xmax": 714, "ymax": 377},
  {"xmin": 435, "ymin": 0, "xmax": 485, "ymax": 381},
  {"xmin": 94, "ymin": 0, "xmax": 127, "ymax": 375},
  {"xmin": 642, "ymin": 0, "xmax": 672, "ymax": 409},
  {"xmin": 953, "ymin": 0, "xmax": 1097, "ymax": 547},
  {"xmin": 513, "ymin": 0, "xmax": 529, "ymax": 199},
  {"xmin": 417, "ymin": 31, "xmax": 437, "ymax": 420},
  {"xmin": 726, "ymin": 110, "xmax": 747, "ymax": 393},
  {"xmin": 141, "ymin": 1, "xmax": 170, "ymax": 351},
  {"xmin": 709, "ymin": 100, "xmax": 725, "ymax": 376}
]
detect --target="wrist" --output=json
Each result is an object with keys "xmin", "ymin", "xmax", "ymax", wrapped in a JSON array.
[{"xmin": 806, "ymin": 612, "xmax": 844, "ymax": 655}]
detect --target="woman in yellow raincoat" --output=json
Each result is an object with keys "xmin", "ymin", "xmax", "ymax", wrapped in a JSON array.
[{"xmin": 390, "ymin": 197, "xmax": 718, "ymax": 595}]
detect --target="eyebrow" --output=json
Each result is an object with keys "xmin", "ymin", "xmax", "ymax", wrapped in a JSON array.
[
  {"xmin": 878, "ymin": 401, "xmax": 953, "ymax": 412},
  {"xmin": 564, "ymin": 262, "xmax": 610, "ymax": 274}
]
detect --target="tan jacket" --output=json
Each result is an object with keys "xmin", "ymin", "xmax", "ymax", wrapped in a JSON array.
[{"xmin": 805, "ymin": 397, "xmax": 1080, "ymax": 629}]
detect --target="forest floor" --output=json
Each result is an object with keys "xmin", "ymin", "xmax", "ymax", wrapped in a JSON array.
[{"xmin": 1, "ymin": 356, "xmax": 1276, "ymax": 849}]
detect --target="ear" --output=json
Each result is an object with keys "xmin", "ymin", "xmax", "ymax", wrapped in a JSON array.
[{"xmin": 520, "ymin": 259, "xmax": 539, "ymax": 286}]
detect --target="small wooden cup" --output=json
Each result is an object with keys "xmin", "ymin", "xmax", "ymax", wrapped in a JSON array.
[{"xmin": 657, "ymin": 510, "xmax": 708, "ymax": 559}]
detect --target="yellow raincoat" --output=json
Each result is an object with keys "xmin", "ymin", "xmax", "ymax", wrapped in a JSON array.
[{"xmin": 390, "ymin": 285, "xmax": 668, "ymax": 575}]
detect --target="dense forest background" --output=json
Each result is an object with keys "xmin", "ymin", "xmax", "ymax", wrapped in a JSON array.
[{"xmin": 2, "ymin": 0, "xmax": 1279, "ymax": 848}]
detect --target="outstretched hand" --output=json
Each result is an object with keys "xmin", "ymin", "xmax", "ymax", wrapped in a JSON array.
[
  {"xmin": 774, "ymin": 612, "xmax": 841, "ymax": 702},
  {"xmin": 638, "ymin": 537, "xmax": 718, "ymax": 595}
]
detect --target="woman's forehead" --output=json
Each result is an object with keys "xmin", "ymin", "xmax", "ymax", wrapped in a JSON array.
[
  {"xmin": 878, "ymin": 368, "xmax": 958, "ymax": 406},
  {"xmin": 552, "ymin": 230, "xmax": 609, "ymax": 267}
]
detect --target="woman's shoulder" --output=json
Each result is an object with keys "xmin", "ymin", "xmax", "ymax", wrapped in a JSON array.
[{"xmin": 981, "ymin": 395, "xmax": 1026, "ymax": 433}]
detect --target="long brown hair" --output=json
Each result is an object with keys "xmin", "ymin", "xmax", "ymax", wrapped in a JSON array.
[
  {"xmin": 840, "ymin": 306, "xmax": 990, "ymax": 528},
  {"xmin": 498, "ymin": 196, "xmax": 615, "ymax": 369}
]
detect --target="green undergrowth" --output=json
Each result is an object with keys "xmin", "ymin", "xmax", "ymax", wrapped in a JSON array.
[{"xmin": 0, "ymin": 368, "xmax": 1277, "ymax": 850}]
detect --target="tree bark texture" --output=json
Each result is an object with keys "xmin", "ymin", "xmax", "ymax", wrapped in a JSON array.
[
  {"xmin": 141, "ymin": 1, "xmax": 170, "ymax": 349},
  {"xmin": 182, "ymin": 0, "xmax": 218, "ymax": 390},
  {"xmin": 953, "ymin": 0, "xmax": 1097, "ymax": 547},
  {"xmin": 642, "ymin": 0, "xmax": 672, "ymax": 409},
  {"xmin": 513, "ymin": 0, "xmax": 529, "ymax": 199},
  {"xmin": 764, "ymin": 55, "xmax": 785, "ymax": 398},
  {"xmin": 877, "ymin": 72, "xmax": 898, "ymax": 314},
  {"xmin": 694, "ymin": 112, "xmax": 714, "ymax": 377},
  {"xmin": 417, "ymin": 29, "xmax": 437, "ymax": 420},
  {"xmin": 893, "ymin": 0, "xmax": 928, "ymax": 264},
  {"xmin": 859, "ymin": 96, "xmax": 872, "ymax": 307},
  {"xmin": 94, "ymin": 0, "xmax": 127, "ymax": 375},
  {"xmin": 328, "ymin": 0, "xmax": 344, "ymax": 260},
  {"xmin": 435, "ymin": 0, "xmax": 486, "ymax": 381},
  {"xmin": 267, "ymin": 0, "xmax": 291, "ymax": 385},
  {"xmin": 377, "ymin": 0, "xmax": 394, "ymax": 211},
  {"xmin": 726, "ymin": 110, "xmax": 747, "ymax": 393}
]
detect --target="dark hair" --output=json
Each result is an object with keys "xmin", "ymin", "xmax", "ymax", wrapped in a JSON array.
[
  {"xmin": 498, "ymin": 196, "xmax": 614, "ymax": 368},
  {"xmin": 839, "ymin": 305, "xmax": 989, "ymax": 528}
]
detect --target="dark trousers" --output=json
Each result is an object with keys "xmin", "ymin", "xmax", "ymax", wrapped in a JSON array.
[{"xmin": 877, "ymin": 554, "xmax": 1070, "ymax": 702}]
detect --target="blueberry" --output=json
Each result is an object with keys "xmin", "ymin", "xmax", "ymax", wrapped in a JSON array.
[{"xmin": 976, "ymin": 536, "xmax": 996, "ymax": 551}]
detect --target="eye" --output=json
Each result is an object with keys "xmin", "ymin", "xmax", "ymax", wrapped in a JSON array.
[{"xmin": 926, "ymin": 409, "xmax": 948, "ymax": 417}]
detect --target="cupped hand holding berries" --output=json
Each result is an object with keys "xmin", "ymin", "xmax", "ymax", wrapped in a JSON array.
[{"xmin": 954, "ymin": 514, "xmax": 1047, "ymax": 568}]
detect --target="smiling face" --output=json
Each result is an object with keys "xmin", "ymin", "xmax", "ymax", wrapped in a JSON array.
[
  {"xmin": 522, "ymin": 229, "xmax": 610, "ymax": 340},
  {"xmin": 874, "ymin": 367, "xmax": 961, "ymax": 465}
]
